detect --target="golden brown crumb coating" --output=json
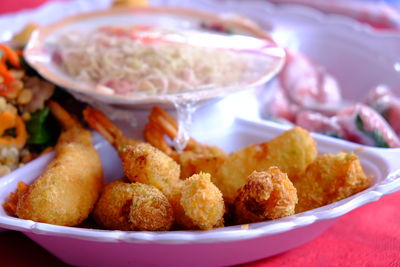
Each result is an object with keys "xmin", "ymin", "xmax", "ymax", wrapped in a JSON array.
[
  {"xmin": 93, "ymin": 180, "xmax": 173, "ymax": 231},
  {"xmin": 294, "ymin": 152, "xmax": 372, "ymax": 213},
  {"xmin": 233, "ymin": 167, "xmax": 298, "ymax": 224},
  {"xmin": 121, "ymin": 143, "xmax": 181, "ymax": 198},
  {"xmin": 13, "ymin": 102, "xmax": 103, "ymax": 226},
  {"xmin": 179, "ymin": 173, "xmax": 225, "ymax": 230},
  {"xmin": 215, "ymin": 126, "xmax": 317, "ymax": 203}
]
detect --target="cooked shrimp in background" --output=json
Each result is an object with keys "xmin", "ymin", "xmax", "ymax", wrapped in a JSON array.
[
  {"xmin": 93, "ymin": 179, "xmax": 173, "ymax": 231},
  {"xmin": 3, "ymin": 101, "xmax": 103, "ymax": 226},
  {"xmin": 84, "ymin": 106, "xmax": 225, "ymax": 230},
  {"xmin": 145, "ymin": 107, "xmax": 317, "ymax": 203}
]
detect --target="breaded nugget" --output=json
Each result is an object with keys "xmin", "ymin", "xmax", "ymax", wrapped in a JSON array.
[
  {"xmin": 145, "ymin": 107, "xmax": 317, "ymax": 204},
  {"xmin": 295, "ymin": 152, "xmax": 372, "ymax": 213},
  {"xmin": 93, "ymin": 180, "xmax": 173, "ymax": 231},
  {"xmin": 85, "ymin": 107, "xmax": 223, "ymax": 230},
  {"xmin": 233, "ymin": 167, "xmax": 298, "ymax": 224},
  {"xmin": 5, "ymin": 102, "xmax": 103, "ymax": 226},
  {"xmin": 177, "ymin": 172, "xmax": 225, "ymax": 230},
  {"xmin": 121, "ymin": 143, "xmax": 181, "ymax": 198},
  {"xmin": 216, "ymin": 127, "xmax": 317, "ymax": 203}
]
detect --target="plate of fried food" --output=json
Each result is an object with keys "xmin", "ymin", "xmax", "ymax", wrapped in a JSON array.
[
  {"xmin": 0, "ymin": 0, "xmax": 400, "ymax": 266},
  {"xmin": 0, "ymin": 100, "xmax": 398, "ymax": 266}
]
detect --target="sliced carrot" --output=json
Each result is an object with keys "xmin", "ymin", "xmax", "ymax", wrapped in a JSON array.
[
  {"xmin": 0, "ymin": 111, "xmax": 17, "ymax": 135},
  {"xmin": 0, "ymin": 115, "xmax": 28, "ymax": 149},
  {"xmin": 0, "ymin": 44, "xmax": 20, "ymax": 67}
]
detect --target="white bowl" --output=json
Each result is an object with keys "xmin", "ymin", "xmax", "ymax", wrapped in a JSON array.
[
  {"xmin": 23, "ymin": 6, "xmax": 285, "ymax": 108},
  {"xmin": 174, "ymin": 0, "xmax": 400, "ymax": 138}
]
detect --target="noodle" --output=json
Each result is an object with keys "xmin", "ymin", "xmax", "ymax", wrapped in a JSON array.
[{"xmin": 54, "ymin": 26, "xmax": 247, "ymax": 96}]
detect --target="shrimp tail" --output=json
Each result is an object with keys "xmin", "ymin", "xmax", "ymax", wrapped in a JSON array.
[
  {"xmin": 3, "ymin": 181, "xmax": 29, "ymax": 216},
  {"xmin": 48, "ymin": 101, "xmax": 80, "ymax": 130},
  {"xmin": 83, "ymin": 106, "xmax": 123, "ymax": 146},
  {"xmin": 145, "ymin": 107, "xmax": 199, "ymax": 151}
]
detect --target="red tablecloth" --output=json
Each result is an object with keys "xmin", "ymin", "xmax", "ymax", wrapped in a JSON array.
[{"xmin": 0, "ymin": 1, "xmax": 399, "ymax": 266}]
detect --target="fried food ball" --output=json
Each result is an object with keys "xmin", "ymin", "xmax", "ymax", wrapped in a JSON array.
[
  {"xmin": 233, "ymin": 167, "xmax": 298, "ymax": 224},
  {"xmin": 294, "ymin": 152, "xmax": 372, "ymax": 213},
  {"xmin": 121, "ymin": 143, "xmax": 181, "ymax": 199},
  {"xmin": 178, "ymin": 172, "xmax": 225, "ymax": 230},
  {"xmin": 93, "ymin": 180, "xmax": 174, "ymax": 231}
]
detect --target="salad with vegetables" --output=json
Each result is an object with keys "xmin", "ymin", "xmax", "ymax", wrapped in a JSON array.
[{"xmin": 0, "ymin": 43, "xmax": 65, "ymax": 177}]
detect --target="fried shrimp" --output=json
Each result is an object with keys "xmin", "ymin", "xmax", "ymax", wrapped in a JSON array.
[
  {"xmin": 294, "ymin": 152, "xmax": 371, "ymax": 213},
  {"xmin": 3, "ymin": 101, "xmax": 103, "ymax": 226},
  {"xmin": 233, "ymin": 167, "xmax": 297, "ymax": 224},
  {"xmin": 145, "ymin": 107, "xmax": 317, "ymax": 203},
  {"xmin": 83, "ymin": 106, "xmax": 181, "ymax": 198},
  {"xmin": 93, "ymin": 180, "xmax": 173, "ymax": 231},
  {"xmin": 84, "ymin": 107, "xmax": 224, "ymax": 230}
]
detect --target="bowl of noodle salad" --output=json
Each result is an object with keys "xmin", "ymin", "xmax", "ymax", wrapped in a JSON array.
[{"xmin": 24, "ymin": 6, "xmax": 285, "ymax": 107}]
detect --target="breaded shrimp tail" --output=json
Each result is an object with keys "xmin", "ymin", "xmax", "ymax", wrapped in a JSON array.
[
  {"xmin": 83, "ymin": 106, "xmax": 182, "ymax": 199},
  {"xmin": 5, "ymin": 101, "xmax": 103, "ymax": 226}
]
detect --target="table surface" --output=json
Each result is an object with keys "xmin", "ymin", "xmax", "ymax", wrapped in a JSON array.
[{"xmin": 0, "ymin": 1, "xmax": 400, "ymax": 266}]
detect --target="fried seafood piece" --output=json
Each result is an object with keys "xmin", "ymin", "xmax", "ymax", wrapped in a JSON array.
[
  {"xmin": 3, "ymin": 101, "xmax": 103, "ymax": 226},
  {"xmin": 170, "ymin": 173, "xmax": 224, "ymax": 230},
  {"xmin": 233, "ymin": 167, "xmax": 298, "ymax": 224},
  {"xmin": 84, "ymin": 107, "xmax": 224, "ymax": 230},
  {"xmin": 294, "ymin": 152, "xmax": 371, "ymax": 213},
  {"xmin": 144, "ymin": 107, "xmax": 227, "ymax": 180},
  {"xmin": 145, "ymin": 107, "xmax": 317, "ymax": 203},
  {"xmin": 93, "ymin": 180, "xmax": 173, "ymax": 231},
  {"xmin": 83, "ymin": 106, "xmax": 181, "ymax": 198}
]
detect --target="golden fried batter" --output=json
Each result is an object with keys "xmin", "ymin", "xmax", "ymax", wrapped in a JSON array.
[
  {"xmin": 145, "ymin": 109, "xmax": 317, "ymax": 204},
  {"xmin": 233, "ymin": 167, "xmax": 297, "ymax": 224},
  {"xmin": 84, "ymin": 107, "xmax": 224, "ymax": 230},
  {"xmin": 216, "ymin": 126, "xmax": 317, "ymax": 203},
  {"xmin": 6, "ymin": 102, "xmax": 103, "ymax": 226},
  {"xmin": 121, "ymin": 143, "xmax": 181, "ymax": 198},
  {"xmin": 178, "ymin": 173, "xmax": 225, "ymax": 230},
  {"xmin": 93, "ymin": 180, "xmax": 173, "ymax": 231},
  {"xmin": 295, "ymin": 152, "xmax": 372, "ymax": 213}
]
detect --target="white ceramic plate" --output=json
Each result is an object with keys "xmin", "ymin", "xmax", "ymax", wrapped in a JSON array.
[
  {"xmin": 23, "ymin": 6, "xmax": 285, "ymax": 107},
  {"xmin": 0, "ymin": 119, "xmax": 399, "ymax": 266}
]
